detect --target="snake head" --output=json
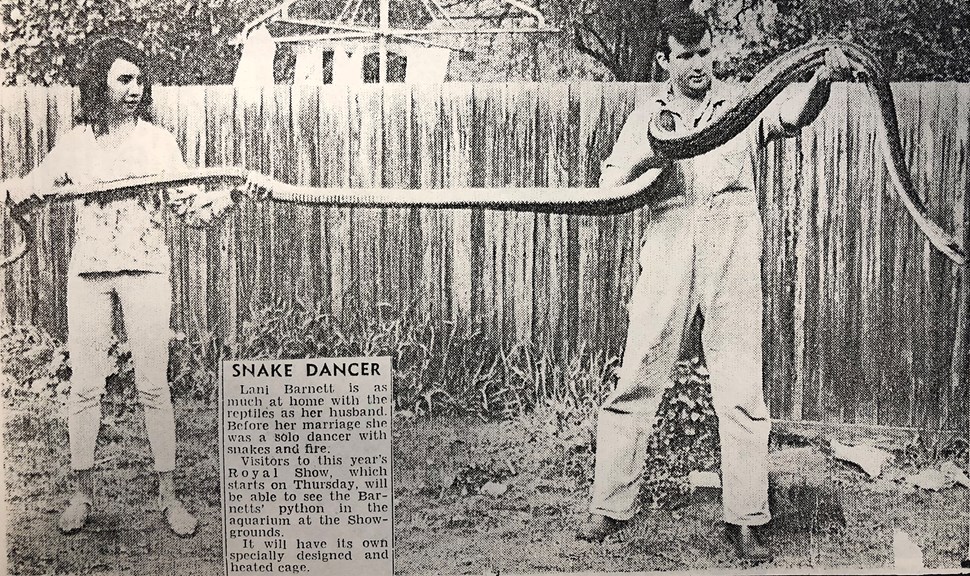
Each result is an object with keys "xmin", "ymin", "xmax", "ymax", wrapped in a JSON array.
[{"xmin": 657, "ymin": 110, "xmax": 677, "ymax": 133}]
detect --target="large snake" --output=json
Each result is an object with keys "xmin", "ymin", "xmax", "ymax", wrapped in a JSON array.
[
  {"xmin": 1, "ymin": 38, "xmax": 965, "ymax": 267},
  {"xmin": 648, "ymin": 38, "xmax": 965, "ymax": 265}
]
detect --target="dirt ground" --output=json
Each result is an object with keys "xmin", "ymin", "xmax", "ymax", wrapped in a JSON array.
[
  {"xmin": 5, "ymin": 397, "xmax": 969, "ymax": 575},
  {"xmin": 5, "ymin": 401, "xmax": 223, "ymax": 576},
  {"xmin": 392, "ymin": 414, "xmax": 970, "ymax": 574}
]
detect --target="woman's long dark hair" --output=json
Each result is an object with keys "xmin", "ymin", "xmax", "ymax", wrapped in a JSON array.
[{"xmin": 75, "ymin": 37, "xmax": 153, "ymax": 136}]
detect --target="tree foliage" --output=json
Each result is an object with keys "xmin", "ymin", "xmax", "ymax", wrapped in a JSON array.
[
  {"xmin": 2, "ymin": 0, "xmax": 273, "ymax": 85},
  {"xmin": 783, "ymin": 0, "xmax": 970, "ymax": 81},
  {"xmin": 698, "ymin": 0, "xmax": 970, "ymax": 81},
  {"xmin": 567, "ymin": 0, "xmax": 689, "ymax": 81},
  {"xmin": 565, "ymin": 0, "xmax": 970, "ymax": 81},
  {"xmin": 3, "ymin": 0, "xmax": 970, "ymax": 84},
  {"xmin": 1, "ymin": 0, "xmax": 605, "ymax": 84}
]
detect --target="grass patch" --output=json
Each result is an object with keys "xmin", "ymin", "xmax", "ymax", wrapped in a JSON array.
[{"xmin": 3, "ymin": 305, "xmax": 968, "ymax": 573}]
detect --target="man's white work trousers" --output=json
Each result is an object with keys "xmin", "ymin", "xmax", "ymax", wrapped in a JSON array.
[
  {"xmin": 590, "ymin": 195, "xmax": 771, "ymax": 526},
  {"xmin": 66, "ymin": 272, "xmax": 176, "ymax": 472}
]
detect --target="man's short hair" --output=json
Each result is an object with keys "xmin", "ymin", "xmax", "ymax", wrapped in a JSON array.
[
  {"xmin": 75, "ymin": 37, "xmax": 154, "ymax": 135},
  {"xmin": 657, "ymin": 11, "xmax": 712, "ymax": 57}
]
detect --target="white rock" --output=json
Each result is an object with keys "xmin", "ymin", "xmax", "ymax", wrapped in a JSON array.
[
  {"xmin": 940, "ymin": 461, "xmax": 970, "ymax": 488},
  {"xmin": 480, "ymin": 481, "xmax": 509, "ymax": 497},
  {"xmin": 831, "ymin": 440, "xmax": 891, "ymax": 478},
  {"xmin": 893, "ymin": 529, "xmax": 924, "ymax": 570},
  {"xmin": 905, "ymin": 469, "xmax": 949, "ymax": 491}
]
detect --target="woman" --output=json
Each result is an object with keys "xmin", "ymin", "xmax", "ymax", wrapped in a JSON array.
[{"xmin": 6, "ymin": 37, "xmax": 207, "ymax": 537}]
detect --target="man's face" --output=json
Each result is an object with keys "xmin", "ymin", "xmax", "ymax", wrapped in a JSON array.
[
  {"xmin": 105, "ymin": 58, "xmax": 144, "ymax": 118},
  {"xmin": 658, "ymin": 31, "xmax": 713, "ymax": 99}
]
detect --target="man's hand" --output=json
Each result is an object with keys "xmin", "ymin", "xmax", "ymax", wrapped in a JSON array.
[
  {"xmin": 816, "ymin": 47, "xmax": 853, "ymax": 83},
  {"xmin": 779, "ymin": 46, "xmax": 855, "ymax": 134}
]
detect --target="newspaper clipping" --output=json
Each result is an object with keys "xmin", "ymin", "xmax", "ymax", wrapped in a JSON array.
[
  {"xmin": 2, "ymin": 0, "xmax": 969, "ymax": 574},
  {"xmin": 223, "ymin": 358, "xmax": 392, "ymax": 574}
]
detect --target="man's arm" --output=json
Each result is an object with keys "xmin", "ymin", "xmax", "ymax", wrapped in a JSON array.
[
  {"xmin": 599, "ymin": 106, "xmax": 669, "ymax": 189},
  {"xmin": 777, "ymin": 47, "xmax": 853, "ymax": 133},
  {"xmin": 600, "ymin": 157, "xmax": 666, "ymax": 189},
  {"xmin": 601, "ymin": 165, "xmax": 666, "ymax": 192}
]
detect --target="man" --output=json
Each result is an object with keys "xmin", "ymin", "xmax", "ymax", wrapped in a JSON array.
[{"xmin": 577, "ymin": 11, "xmax": 851, "ymax": 561}]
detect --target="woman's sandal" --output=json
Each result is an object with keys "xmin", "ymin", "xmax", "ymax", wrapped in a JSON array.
[
  {"xmin": 58, "ymin": 493, "xmax": 93, "ymax": 534},
  {"xmin": 161, "ymin": 499, "xmax": 198, "ymax": 538}
]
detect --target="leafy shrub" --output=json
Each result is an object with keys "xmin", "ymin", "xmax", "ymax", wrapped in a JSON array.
[
  {"xmin": 1, "ymin": 323, "xmax": 180, "ymax": 418},
  {"xmin": 642, "ymin": 357, "xmax": 721, "ymax": 507},
  {"xmin": 169, "ymin": 329, "xmax": 226, "ymax": 403},
  {"xmin": 233, "ymin": 296, "xmax": 618, "ymax": 419},
  {"xmin": 4, "ymin": 303, "xmax": 722, "ymax": 507},
  {"xmin": 0, "ymin": 324, "xmax": 71, "ymax": 415},
  {"xmin": 2, "ymin": 0, "xmax": 267, "ymax": 86}
]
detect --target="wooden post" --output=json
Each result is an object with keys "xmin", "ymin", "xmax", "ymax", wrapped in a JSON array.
[{"xmin": 952, "ymin": 84, "xmax": 970, "ymax": 569}]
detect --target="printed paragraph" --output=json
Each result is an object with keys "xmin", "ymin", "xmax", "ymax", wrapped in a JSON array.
[{"xmin": 221, "ymin": 358, "xmax": 393, "ymax": 575}]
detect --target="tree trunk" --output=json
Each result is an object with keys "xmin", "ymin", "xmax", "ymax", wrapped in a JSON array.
[{"xmin": 572, "ymin": 0, "xmax": 688, "ymax": 81}]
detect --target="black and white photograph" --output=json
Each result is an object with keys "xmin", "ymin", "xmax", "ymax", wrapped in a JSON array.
[{"xmin": 1, "ymin": 0, "xmax": 969, "ymax": 574}]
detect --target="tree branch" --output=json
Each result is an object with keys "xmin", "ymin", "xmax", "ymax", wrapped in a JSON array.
[
  {"xmin": 613, "ymin": 9, "xmax": 627, "ymax": 75},
  {"xmin": 573, "ymin": 23, "xmax": 621, "ymax": 79},
  {"xmin": 585, "ymin": 18, "xmax": 612, "ymax": 57},
  {"xmin": 573, "ymin": 25, "xmax": 606, "ymax": 62},
  {"xmin": 732, "ymin": 0, "xmax": 760, "ymax": 27}
]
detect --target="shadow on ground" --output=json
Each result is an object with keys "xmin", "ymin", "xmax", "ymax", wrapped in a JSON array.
[
  {"xmin": 4, "ymin": 391, "xmax": 967, "ymax": 574},
  {"xmin": 392, "ymin": 414, "xmax": 969, "ymax": 574}
]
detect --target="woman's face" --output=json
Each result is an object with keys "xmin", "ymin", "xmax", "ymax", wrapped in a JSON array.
[{"xmin": 105, "ymin": 58, "xmax": 143, "ymax": 120}]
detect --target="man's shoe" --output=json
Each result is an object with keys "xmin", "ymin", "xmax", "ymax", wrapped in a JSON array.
[
  {"xmin": 576, "ymin": 514, "xmax": 624, "ymax": 542},
  {"xmin": 724, "ymin": 523, "xmax": 772, "ymax": 562}
]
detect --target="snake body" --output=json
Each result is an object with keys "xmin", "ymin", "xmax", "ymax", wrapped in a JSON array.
[
  {"xmin": 2, "ymin": 39, "xmax": 965, "ymax": 266},
  {"xmin": 648, "ymin": 38, "xmax": 965, "ymax": 265}
]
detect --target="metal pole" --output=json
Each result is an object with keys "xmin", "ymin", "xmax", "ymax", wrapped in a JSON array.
[
  {"xmin": 962, "ymin": 201, "xmax": 970, "ymax": 569},
  {"xmin": 379, "ymin": 0, "xmax": 389, "ymax": 83},
  {"xmin": 961, "ymin": 164, "xmax": 970, "ymax": 569}
]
